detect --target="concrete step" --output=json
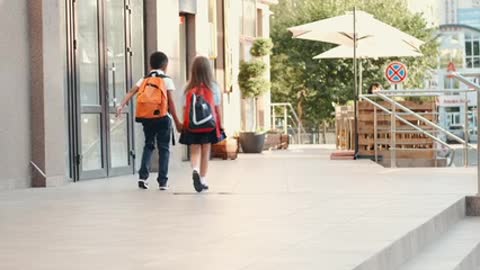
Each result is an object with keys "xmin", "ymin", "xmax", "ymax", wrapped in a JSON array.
[
  {"xmin": 397, "ymin": 217, "xmax": 480, "ymax": 270},
  {"xmin": 353, "ymin": 197, "xmax": 466, "ymax": 270},
  {"xmin": 379, "ymin": 158, "xmax": 448, "ymax": 168}
]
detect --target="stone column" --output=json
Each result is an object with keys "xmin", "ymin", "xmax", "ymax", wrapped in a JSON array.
[{"xmin": 28, "ymin": 0, "xmax": 67, "ymax": 187}]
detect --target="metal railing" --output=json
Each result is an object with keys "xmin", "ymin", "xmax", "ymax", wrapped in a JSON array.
[
  {"xmin": 360, "ymin": 94, "xmax": 456, "ymax": 167},
  {"xmin": 450, "ymin": 72, "xmax": 480, "ymax": 195},
  {"xmin": 271, "ymin": 102, "xmax": 306, "ymax": 144},
  {"xmin": 360, "ymin": 72, "xmax": 480, "ymax": 195},
  {"xmin": 361, "ymin": 88, "xmax": 477, "ymax": 168}
]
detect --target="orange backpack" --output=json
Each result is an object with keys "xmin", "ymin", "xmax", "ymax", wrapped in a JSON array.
[{"xmin": 135, "ymin": 72, "xmax": 169, "ymax": 122}]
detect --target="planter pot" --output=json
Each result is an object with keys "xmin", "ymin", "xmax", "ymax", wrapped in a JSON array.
[
  {"xmin": 211, "ymin": 137, "xmax": 239, "ymax": 160},
  {"xmin": 264, "ymin": 133, "xmax": 281, "ymax": 150},
  {"xmin": 239, "ymin": 132, "xmax": 266, "ymax": 153}
]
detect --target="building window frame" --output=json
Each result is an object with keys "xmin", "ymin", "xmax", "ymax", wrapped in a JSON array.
[{"xmin": 464, "ymin": 31, "xmax": 480, "ymax": 69}]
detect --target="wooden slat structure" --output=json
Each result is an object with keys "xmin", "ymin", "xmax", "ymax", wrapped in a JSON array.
[
  {"xmin": 357, "ymin": 100, "xmax": 437, "ymax": 161},
  {"xmin": 335, "ymin": 105, "xmax": 355, "ymax": 150}
]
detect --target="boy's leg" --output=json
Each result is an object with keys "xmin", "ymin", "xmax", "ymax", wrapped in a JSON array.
[
  {"xmin": 156, "ymin": 117, "xmax": 171, "ymax": 186},
  {"xmin": 138, "ymin": 122, "xmax": 156, "ymax": 180}
]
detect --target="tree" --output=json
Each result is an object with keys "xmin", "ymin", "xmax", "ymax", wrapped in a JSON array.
[{"xmin": 270, "ymin": 0, "xmax": 439, "ymax": 130}]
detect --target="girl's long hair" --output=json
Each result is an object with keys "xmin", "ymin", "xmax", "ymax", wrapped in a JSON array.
[{"xmin": 185, "ymin": 56, "xmax": 215, "ymax": 92}]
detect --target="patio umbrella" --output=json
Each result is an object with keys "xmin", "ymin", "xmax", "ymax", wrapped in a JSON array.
[
  {"xmin": 313, "ymin": 40, "xmax": 422, "ymax": 59},
  {"xmin": 288, "ymin": 10, "xmax": 424, "ymax": 49},
  {"xmin": 313, "ymin": 40, "xmax": 423, "ymax": 94},
  {"xmin": 288, "ymin": 9, "xmax": 424, "ymax": 157}
]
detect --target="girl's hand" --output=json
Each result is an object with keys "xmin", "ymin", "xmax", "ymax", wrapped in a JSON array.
[{"xmin": 175, "ymin": 122, "xmax": 183, "ymax": 132}]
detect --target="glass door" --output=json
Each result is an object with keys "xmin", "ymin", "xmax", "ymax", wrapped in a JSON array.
[
  {"xmin": 105, "ymin": 0, "xmax": 134, "ymax": 176},
  {"xmin": 76, "ymin": 0, "xmax": 108, "ymax": 179},
  {"xmin": 72, "ymin": 0, "xmax": 136, "ymax": 180}
]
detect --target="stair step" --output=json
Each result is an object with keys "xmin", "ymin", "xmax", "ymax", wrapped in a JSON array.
[
  {"xmin": 354, "ymin": 198, "xmax": 465, "ymax": 270},
  {"xmin": 397, "ymin": 217, "xmax": 480, "ymax": 270}
]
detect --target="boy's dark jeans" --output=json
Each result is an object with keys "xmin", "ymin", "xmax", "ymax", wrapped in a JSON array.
[{"xmin": 138, "ymin": 117, "xmax": 171, "ymax": 185}]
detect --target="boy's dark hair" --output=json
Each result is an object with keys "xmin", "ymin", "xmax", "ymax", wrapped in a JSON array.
[{"xmin": 150, "ymin": 51, "xmax": 168, "ymax": 70}]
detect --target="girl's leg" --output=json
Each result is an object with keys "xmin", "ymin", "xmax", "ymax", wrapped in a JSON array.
[
  {"xmin": 200, "ymin": 144, "xmax": 211, "ymax": 189},
  {"xmin": 190, "ymin": 144, "xmax": 201, "ymax": 171},
  {"xmin": 190, "ymin": 144, "xmax": 204, "ymax": 192}
]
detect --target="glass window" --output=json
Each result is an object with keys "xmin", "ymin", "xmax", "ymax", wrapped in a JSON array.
[
  {"xmin": 466, "ymin": 41, "xmax": 472, "ymax": 56},
  {"xmin": 467, "ymin": 57, "xmax": 473, "ymax": 68},
  {"xmin": 474, "ymin": 57, "xmax": 480, "ymax": 68},
  {"xmin": 474, "ymin": 40, "xmax": 480, "ymax": 56},
  {"xmin": 109, "ymin": 114, "xmax": 129, "ymax": 168},
  {"xmin": 78, "ymin": 0, "xmax": 100, "ymax": 106},
  {"xmin": 81, "ymin": 114, "xmax": 102, "ymax": 171},
  {"xmin": 105, "ymin": 0, "xmax": 126, "ymax": 107}
]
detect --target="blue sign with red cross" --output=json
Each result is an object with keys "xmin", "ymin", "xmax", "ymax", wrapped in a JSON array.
[{"xmin": 385, "ymin": 62, "xmax": 408, "ymax": 84}]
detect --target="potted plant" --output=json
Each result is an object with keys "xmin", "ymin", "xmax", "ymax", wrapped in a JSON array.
[{"xmin": 238, "ymin": 38, "xmax": 273, "ymax": 153}]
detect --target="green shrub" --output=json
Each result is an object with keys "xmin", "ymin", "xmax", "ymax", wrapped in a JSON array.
[
  {"xmin": 239, "ymin": 61, "xmax": 270, "ymax": 98},
  {"xmin": 250, "ymin": 38, "xmax": 273, "ymax": 58}
]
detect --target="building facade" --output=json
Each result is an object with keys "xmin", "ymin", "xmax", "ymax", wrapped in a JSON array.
[
  {"xmin": 0, "ymin": 0, "xmax": 275, "ymax": 190},
  {"xmin": 436, "ymin": 24, "xmax": 480, "ymax": 142},
  {"xmin": 404, "ymin": 0, "xmax": 480, "ymax": 142},
  {"xmin": 433, "ymin": 0, "xmax": 480, "ymax": 142}
]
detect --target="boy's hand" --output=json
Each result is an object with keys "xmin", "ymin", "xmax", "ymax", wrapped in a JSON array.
[{"xmin": 116, "ymin": 105, "xmax": 124, "ymax": 118}]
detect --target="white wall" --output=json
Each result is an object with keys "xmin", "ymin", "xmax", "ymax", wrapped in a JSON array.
[
  {"xmin": 258, "ymin": 3, "xmax": 272, "ymax": 130},
  {"xmin": 0, "ymin": 0, "xmax": 31, "ymax": 189},
  {"xmin": 195, "ymin": 0, "xmax": 211, "ymax": 57},
  {"xmin": 222, "ymin": 0, "xmax": 242, "ymax": 134}
]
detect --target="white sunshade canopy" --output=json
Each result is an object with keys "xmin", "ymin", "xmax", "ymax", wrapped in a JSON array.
[
  {"xmin": 288, "ymin": 10, "xmax": 424, "ymax": 50},
  {"xmin": 313, "ymin": 40, "xmax": 423, "ymax": 59}
]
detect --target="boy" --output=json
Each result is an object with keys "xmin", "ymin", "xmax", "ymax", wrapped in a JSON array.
[{"xmin": 116, "ymin": 52, "xmax": 182, "ymax": 190}]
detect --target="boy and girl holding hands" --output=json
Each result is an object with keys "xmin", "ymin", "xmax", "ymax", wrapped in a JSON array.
[{"xmin": 116, "ymin": 52, "xmax": 224, "ymax": 193}]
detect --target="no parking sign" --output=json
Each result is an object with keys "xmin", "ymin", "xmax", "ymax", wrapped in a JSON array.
[{"xmin": 385, "ymin": 61, "xmax": 408, "ymax": 84}]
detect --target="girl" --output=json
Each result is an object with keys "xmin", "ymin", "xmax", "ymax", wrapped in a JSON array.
[{"xmin": 180, "ymin": 56, "xmax": 225, "ymax": 192}]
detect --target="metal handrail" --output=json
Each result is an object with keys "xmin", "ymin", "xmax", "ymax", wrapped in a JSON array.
[
  {"xmin": 449, "ymin": 72, "xmax": 480, "ymax": 195},
  {"xmin": 271, "ymin": 102, "xmax": 306, "ymax": 144},
  {"xmin": 372, "ymin": 89, "xmax": 476, "ymax": 94},
  {"xmin": 448, "ymin": 72, "xmax": 480, "ymax": 91},
  {"xmin": 360, "ymin": 96, "xmax": 455, "ymax": 167},
  {"xmin": 375, "ymin": 93, "xmax": 477, "ymax": 150}
]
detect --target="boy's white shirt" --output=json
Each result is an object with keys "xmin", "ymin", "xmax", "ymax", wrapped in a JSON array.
[{"xmin": 135, "ymin": 69, "xmax": 176, "ymax": 91}]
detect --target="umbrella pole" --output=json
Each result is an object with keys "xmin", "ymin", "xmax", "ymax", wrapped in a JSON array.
[
  {"xmin": 359, "ymin": 60, "xmax": 363, "ymax": 95},
  {"xmin": 353, "ymin": 6, "xmax": 359, "ymax": 158}
]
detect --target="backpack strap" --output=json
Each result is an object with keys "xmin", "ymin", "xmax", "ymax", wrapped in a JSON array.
[{"xmin": 145, "ymin": 71, "xmax": 169, "ymax": 79}]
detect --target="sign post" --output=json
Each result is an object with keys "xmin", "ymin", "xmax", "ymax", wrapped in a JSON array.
[
  {"xmin": 385, "ymin": 62, "xmax": 408, "ymax": 168},
  {"xmin": 385, "ymin": 61, "xmax": 408, "ymax": 85}
]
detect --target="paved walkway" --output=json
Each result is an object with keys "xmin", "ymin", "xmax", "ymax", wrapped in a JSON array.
[{"xmin": 0, "ymin": 146, "xmax": 477, "ymax": 270}]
